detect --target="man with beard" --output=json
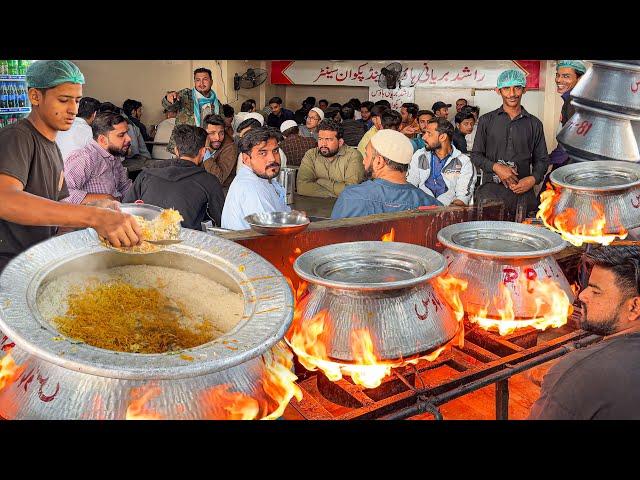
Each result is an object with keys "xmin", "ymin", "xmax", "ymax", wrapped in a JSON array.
[
  {"xmin": 0, "ymin": 60, "xmax": 142, "ymax": 273},
  {"xmin": 470, "ymin": 69, "xmax": 548, "ymax": 220},
  {"xmin": 221, "ymin": 126, "xmax": 290, "ymax": 230},
  {"xmin": 63, "ymin": 111, "xmax": 133, "ymax": 204},
  {"xmin": 124, "ymin": 124, "xmax": 225, "ymax": 230},
  {"xmin": 331, "ymin": 129, "xmax": 440, "ymax": 219},
  {"xmin": 528, "ymin": 245, "xmax": 640, "ymax": 420},
  {"xmin": 202, "ymin": 113, "xmax": 238, "ymax": 194},
  {"xmin": 297, "ymin": 119, "xmax": 365, "ymax": 198},
  {"xmin": 407, "ymin": 117, "xmax": 475, "ymax": 206},
  {"xmin": 162, "ymin": 67, "xmax": 222, "ymax": 156}
]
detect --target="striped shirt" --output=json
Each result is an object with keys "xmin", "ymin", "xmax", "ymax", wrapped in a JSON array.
[{"xmin": 62, "ymin": 139, "xmax": 132, "ymax": 204}]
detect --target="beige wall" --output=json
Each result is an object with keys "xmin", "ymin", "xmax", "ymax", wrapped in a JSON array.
[{"xmin": 71, "ymin": 60, "xmax": 565, "ymax": 153}]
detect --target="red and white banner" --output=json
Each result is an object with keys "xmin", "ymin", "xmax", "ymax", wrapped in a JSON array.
[{"xmin": 272, "ymin": 60, "xmax": 540, "ymax": 89}]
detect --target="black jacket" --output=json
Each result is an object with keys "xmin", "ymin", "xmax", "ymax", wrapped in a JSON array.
[{"xmin": 123, "ymin": 159, "xmax": 225, "ymax": 229}]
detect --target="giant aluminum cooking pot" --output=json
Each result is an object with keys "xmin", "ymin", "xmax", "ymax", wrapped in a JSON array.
[
  {"xmin": 437, "ymin": 221, "xmax": 573, "ymax": 320},
  {"xmin": 556, "ymin": 100, "xmax": 640, "ymax": 162},
  {"xmin": 291, "ymin": 241, "xmax": 459, "ymax": 363},
  {"xmin": 546, "ymin": 160, "xmax": 640, "ymax": 232},
  {"xmin": 0, "ymin": 228, "xmax": 294, "ymax": 420},
  {"xmin": 570, "ymin": 60, "xmax": 640, "ymax": 115}
]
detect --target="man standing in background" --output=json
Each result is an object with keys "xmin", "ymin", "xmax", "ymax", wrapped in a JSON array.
[
  {"xmin": 162, "ymin": 67, "xmax": 221, "ymax": 156},
  {"xmin": 56, "ymin": 96, "xmax": 100, "ymax": 160},
  {"xmin": 471, "ymin": 69, "xmax": 548, "ymax": 220}
]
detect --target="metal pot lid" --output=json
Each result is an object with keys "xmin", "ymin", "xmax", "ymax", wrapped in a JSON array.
[
  {"xmin": 570, "ymin": 100, "xmax": 640, "ymax": 121},
  {"xmin": 550, "ymin": 160, "xmax": 640, "ymax": 191},
  {"xmin": 294, "ymin": 241, "xmax": 446, "ymax": 291},
  {"xmin": 437, "ymin": 221, "xmax": 567, "ymax": 258},
  {"xmin": 587, "ymin": 60, "xmax": 640, "ymax": 71},
  {"xmin": 0, "ymin": 228, "xmax": 293, "ymax": 380}
]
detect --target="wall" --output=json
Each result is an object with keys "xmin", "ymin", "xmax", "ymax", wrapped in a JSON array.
[{"xmin": 283, "ymin": 85, "xmax": 369, "ymax": 112}]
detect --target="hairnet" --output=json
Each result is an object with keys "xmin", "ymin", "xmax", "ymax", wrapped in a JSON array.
[
  {"xmin": 496, "ymin": 69, "xmax": 526, "ymax": 89},
  {"xmin": 26, "ymin": 60, "xmax": 85, "ymax": 89},
  {"xmin": 556, "ymin": 60, "xmax": 587, "ymax": 74}
]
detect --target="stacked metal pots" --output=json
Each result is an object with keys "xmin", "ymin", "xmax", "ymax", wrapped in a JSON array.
[
  {"xmin": 546, "ymin": 60, "xmax": 640, "ymax": 238},
  {"xmin": 0, "ymin": 228, "xmax": 296, "ymax": 420}
]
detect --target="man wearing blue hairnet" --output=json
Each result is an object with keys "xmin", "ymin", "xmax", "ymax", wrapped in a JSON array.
[
  {"xmin": 0, "ymin": 60, "xmax": 143, "ymax": 273},
  {"xmin": 470, "ymin": 68, "xmax": 549, "ymax": 220},
  {"xmin": 538, "ymin": 61, "xmax": 588, "ymax": 199}
]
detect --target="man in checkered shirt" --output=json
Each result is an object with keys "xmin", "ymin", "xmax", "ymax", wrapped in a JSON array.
[{"xmin": 62, "ymin": 111, "xmax": 133, "ymax": 204}]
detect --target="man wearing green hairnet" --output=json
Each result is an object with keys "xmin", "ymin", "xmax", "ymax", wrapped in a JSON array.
[
  {"xmin": 470, "ymin": 68, "xmax": 549, "ymax": 221},
  {"xmin": 538, "ymin": 60, "xmax": 588, "ymax": 199},
  {"xmin": 0, "ymin": 60, "xmax": 144, "ymax": 273}
]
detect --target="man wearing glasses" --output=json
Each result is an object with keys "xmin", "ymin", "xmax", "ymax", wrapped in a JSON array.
[{"xmin": 298, "ymin": 107, "xmax": 324, "ymax": 141}]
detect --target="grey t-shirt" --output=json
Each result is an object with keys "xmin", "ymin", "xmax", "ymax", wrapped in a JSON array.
[
  {"xmin": 0, "ymin": 118, "xmax": 69, "ymax": 262},
  {"xmin": 528, "ymin": 332, "xmax": 640, "ymax": 420}
]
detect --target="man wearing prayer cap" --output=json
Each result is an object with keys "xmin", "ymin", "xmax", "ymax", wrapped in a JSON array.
[
  {"xmin": 538, "ymin": 60, "xmax": 589, "ymax": 200},
  {"xmin": 299, "ymin": 107, "xmax": 324, "ymax": 141},
  {"xmin": 331, "ymin": 129, "xmax": 441, "ymax": 219},
  {"xmin": 0, "ymin": 60, "xmax": 143, "ymax": 273},
  {"xmin": 470, "ymin": 68, "xmax": 549, "ymax": 221}
]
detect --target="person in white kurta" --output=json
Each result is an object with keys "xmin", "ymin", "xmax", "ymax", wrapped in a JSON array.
[
  {"xmin": 222, "ymin": 126, "xmax": 290, "ymax": 230},
  {"xmin": 55, "ymin": 96, "xmax": 100, "ymax": 160}
]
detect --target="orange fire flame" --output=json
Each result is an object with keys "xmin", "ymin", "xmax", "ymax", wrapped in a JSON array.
[
  {"xmin": 126, "ymin": 384, "xmax": 164, "ymax": 420},
  {"xmin": 537, "ymin": 184, "xmax": 627, "ymax": 246},
  {"xmin": 381, "ymin": 228, "xmax": 395, "ymax": 242},
  {"xmin": 470, "ymin": 278, "xmax": 573, "ymax": 336},
  {"xmin": 200, "ymin": 341, "xmax": 302, "ymax": 420},
  {"xmin": 0, "ymin": 348, "xmax": 25, "ymax": 392}
]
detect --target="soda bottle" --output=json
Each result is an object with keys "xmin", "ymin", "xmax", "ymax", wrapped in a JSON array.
[
  {"xmin": 7, "ymin": 60, "xmax": 17, "ymax": 76},
  {"xmin": 18, "ymin": 60, "xmax": 27, "ymax": 75},
  {"xmin": 0, "ymin": 83, "xmax": 7, "ymax": 109},
  {"xmin": 0, "ymin": 61, "xmax": 7, "ymax": 75},
  {"xmin": 17, "ymin": 83, "xmax": 26, "ymax": 107}
]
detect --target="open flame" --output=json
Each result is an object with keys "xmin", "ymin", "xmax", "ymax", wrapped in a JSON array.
[
  {"xmin": 200, "ymin": 341, "xmax": 302, "ymax": 420},
  {"xmin": 126, "ymin": 384, "xmax": 164, "ymax": 420},
  {"xmin": 537, "ymin": 183, "xmax": 627, "ymax": 246},
  {"xmin": 0, "ymin": 348, "xmax": 25, "ymax": 392},
  {"xmin": 381, "ymin": 228, "xmax": 395, "ymax": 242},
  {"xmin": 469, "ymin": 278, "xmax": 573, "ymax": 336}
]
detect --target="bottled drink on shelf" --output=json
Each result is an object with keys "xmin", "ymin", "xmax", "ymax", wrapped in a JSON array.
[
  {"xmin": 8, "ymin": 83, "xmax": 17, "ymax": 108},
  {"xmin": 18, "ymin": 60, "xmax": 29, "ymax": 75},
  {"xmin": 7, "ymin": 60, "xmax": 18, "ymax": 76},
  {"xmin": 0, "ymin": 60, "xmax": 7, "ymax": 75},
  {"xmin": 0, "ymin": 82, "xmax": 8, "ymax": 109}
]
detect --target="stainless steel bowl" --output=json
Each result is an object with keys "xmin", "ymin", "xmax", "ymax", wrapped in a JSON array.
[
  {"xmin": 556, "ymin": 101, "xmax": 640, "ymax": 162},
  {"xmin": 291, "ymin": 241, "xmax": 459, "ymax": 362},
  {"xmin": 437, "ymin": 221, "xmax": 574, "ymax": 320},
  {"xmin": 244, "ymin": 211, "xmax": 310, "ymax": 236},
  {"xmin": 571, "ymin": 60, "xmax": 640, "ymax": 115},
  {"xmin": 119, "ymin": 202, "xmax": 164, "ymax": 221},
  {"xmin": 546, "ymin": 160, "xmax": 640, "ymax": 232}
]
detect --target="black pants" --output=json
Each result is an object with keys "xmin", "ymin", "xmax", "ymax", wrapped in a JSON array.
[{"xmin": 475, "ymin": 182, "xmax": 538, "ymax": 221}]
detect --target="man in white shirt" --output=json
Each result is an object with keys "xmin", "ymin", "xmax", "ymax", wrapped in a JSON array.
[
  {"xmin": 152, "ymin": 109, "xmax": 177, "ymax": 159},
  {"xmin": 222, "ymin": 126, "xmax": 290, "ymax": 230},
  {"xmin": 55, "ymin": 96, "xmax": 100, "ymax": 160}
]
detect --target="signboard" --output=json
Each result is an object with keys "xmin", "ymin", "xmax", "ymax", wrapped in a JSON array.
[
  {"xmin": 271, "ymin": 60, "xmax": 540, "ymax": 89},
  {"xmin": 369, "ymin": 86, "xmax": 415, "ymax": 110}
]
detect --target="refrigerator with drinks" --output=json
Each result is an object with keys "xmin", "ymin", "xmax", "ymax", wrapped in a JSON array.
[{"xmin": 0, "ymin": 60, "xmax": 31, "ymax": 128}]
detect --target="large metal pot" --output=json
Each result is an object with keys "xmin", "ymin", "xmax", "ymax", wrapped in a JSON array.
[
  {"xmin": 0, "ymin": 228, "xmax": 295, "ymax": 420},
  {"xmin": 437, "ymin": 221, "xmax": 573, "ymax": 320},
  {"xmin": 570, "ymin": 60, "xmax": 640, "ymax": 115},
  {"xmin": 291, "ymin": 241, "xmax": 459, "ymax": 362},
  {"xmin": 545, "ymin": 160, "xmax": 640, "ymax": 233},
  {"xmin": 556, "ymin": 100, "xmax": 640, "ymax": 162}
]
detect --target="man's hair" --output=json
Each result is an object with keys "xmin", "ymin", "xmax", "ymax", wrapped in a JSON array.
[
  {"xmin": 462, "ymin": 105, "xmax": 480, "ymax": 116},
  {"xmin": 340, "ymin": 103, "xmax": 356, "ymax": 120},
  {"xmin": 417, "ymin": 109, "xmax": 434, "ymax": 119},
  {"xmin": 98, "ymin": 102, "xmax": 122, "ymax": 114},
  {"xmin": 370, "ymin": 104, "xmax": 389, "ymax": 119},
  {"xmin": 193, "ymin": 67, "xmax": 212, "ymax": 78},
  {"xmin": 317, "ymin": 119, "xmax": 344, "ymax": 139},
  {"xmin": 329, "ymin": 102, "xmax": 341, "ymax": 108},
  {"xmin": 427, "ymin": 117, "xmax": 454, "ymax": 140},
  {"xmin": 401, "ymin": 102, "xmax": 419, "ymax": 120},
  {"xmin": 454, "ymin": 111, "xmax": 476, "ymax": 125},
  {"xmin": 456, "ymin": 98, "xmax": 468, "ymax": 105},
  {"xmin": 374, "ymin": 99, "xmax": 391, "ymax": 108},
  {"xmin": 268, "ymin": 96, "xmax": 283, "ymax": 105},
  {"xmin": 173, "ymin": 124, "xmax": 207, "ymax": 158},
  {"xmin": 247, "ymin": 98, "xmax": 257, "ymax": 107},
  {"xmin": 581, "ymin": 245, "xmax": 640, "ymax": 298},
  {"xmin": 349, "ymin": 98, "xmax": 362, "ymax": 110},
  {"xmin": 203, "ymin": 113, "xmax": 226, "ymax": 128},
  {"xmin": 238, "ymin": 126, "xmax": 282, "ymax": 155},
  {"xmin": 282, "ymin": 125, "xmax": 300, "ymax": 136},
  {"xmin": 222, "ymin": 103, "xmax": 234, "ymax": 118},
  {"xmin": 240, "ymin": 100, "xmax": 254, "ymax": 112},
  {"xmin": 236, "ymin": 117, "xmax": 262, "ymax": 133},
  {"xmin": 77, "ymin": 97, "xmax": 100, "ymax": 120},
  {"xmin": 91, "ymin": 112, "xmax": 128, "ymax": 140},
  {"xmin": 319, "ymin": 99, "xmax": 329, "ymax": 107},
  {"xmin": 380, "ymin": 110, "xmax": 402, "ymax": 130},
  {"xmin": 122, "ymin": 98, "xmax": 142, "ymax": 117},
  {"xmin": 303, "ymin": 96, "xmax": 316, "ymax": 107},
  {"xmin": 369, "ymin": 143, "xmax": 409, "ymax": 173},
  {"xmin": 360, "ymin": 101, "xmax": 374, "ymax": 111}
]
